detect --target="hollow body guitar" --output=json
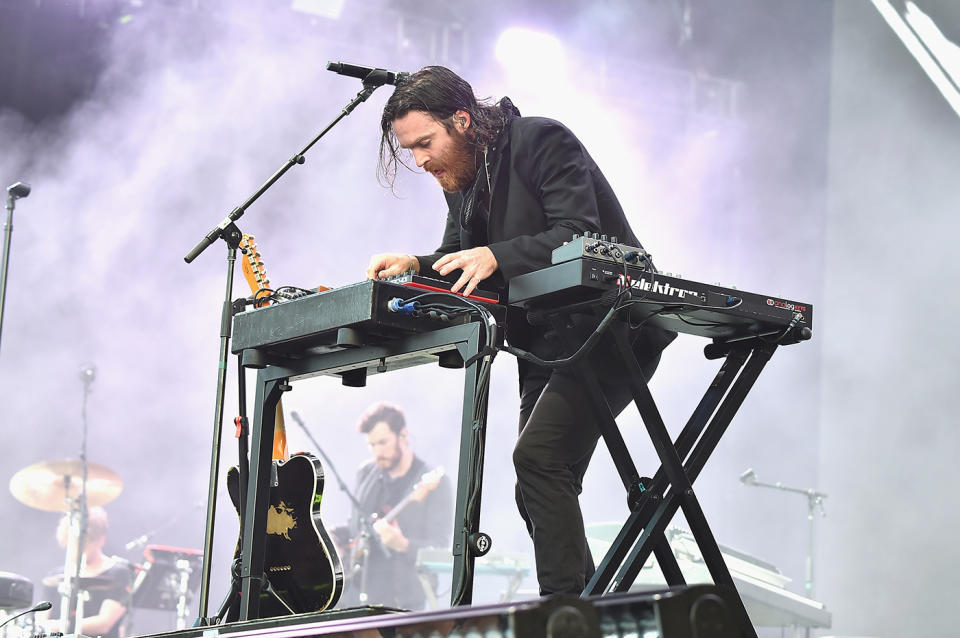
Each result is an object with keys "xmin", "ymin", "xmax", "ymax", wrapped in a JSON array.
[{"xmin": 226, "ymin": 235, "xmax": 343, "ymax": 618}]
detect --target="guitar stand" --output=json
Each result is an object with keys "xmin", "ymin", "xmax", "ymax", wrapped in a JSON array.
[
  {"xmin": 214, "ymin": 558, "xmax": 243, "ymax": 623},
  {"xmin": 212, "ymin": 350, "xmax": 254, "ymax": 625},
  {"xmin": 544, "ymin": 308, "xmax": 779, "ymax": 638}
]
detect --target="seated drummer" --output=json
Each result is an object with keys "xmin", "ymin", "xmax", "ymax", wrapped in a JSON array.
[{"xmin": 38, "ymin": 507, "xmax": 134, "ymax": 638}]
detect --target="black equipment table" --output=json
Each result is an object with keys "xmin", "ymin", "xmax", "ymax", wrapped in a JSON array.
[
  {"xmin": 508, "ymin": 256, "xmax": 814, "ymax": 638},
  {"xmin": 229, "ymin": 279, "xmax": 503, "ymax": 620}
]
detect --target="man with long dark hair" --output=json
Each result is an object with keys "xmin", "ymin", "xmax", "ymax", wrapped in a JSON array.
[{"xmin": 367, "ymin": 66, "xmax": 675, "ymax": 595}]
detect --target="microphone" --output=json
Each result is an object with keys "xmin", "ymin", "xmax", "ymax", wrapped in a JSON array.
[
  {"xmin": 79, "ymin": 364, "xmax": 96, "ymax": 385},
  {"xmin": 326, "ymin": 62, "xmax": 409, "ymax": 87},
  {"xmin": 739, "ymin": 468, "xmax": 757, "ymax": 485},
  {"xmin": 125, "ymin": 534, "xmax": 149, "ymax": 551},
  {"xmin": 0, "ymin": 601, "xmax": 53, "ymax": 629},
  {"xmin": 6, "ymin": 182, "xmax": 31, "ymax": 199}
]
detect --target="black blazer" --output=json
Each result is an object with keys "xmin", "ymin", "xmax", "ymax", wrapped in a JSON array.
[
  {"xmin": 415, "ymin": 114, "xmax": 675, "ymax": 367},
  {"xmin": 417, "ymin": 116, "xmax": 638, "ymax": 282}
]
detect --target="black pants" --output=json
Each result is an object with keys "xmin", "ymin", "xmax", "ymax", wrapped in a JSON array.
[{"xmin": 512, "ymin": 339, "xmax": 661, "ymax": 595}]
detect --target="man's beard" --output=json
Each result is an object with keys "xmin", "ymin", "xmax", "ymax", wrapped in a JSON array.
[
  {"xmin": 428, "ymin": 132, "xmax": 477, "ymax": 193},
  {"xmin": 376, "ymin": 447, "xmax": 401, "ymax": 471}
]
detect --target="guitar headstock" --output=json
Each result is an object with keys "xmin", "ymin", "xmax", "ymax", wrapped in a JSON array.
[
  {"xmin": 410, "ymin": 466, "xmax": 445, "ymax": 503},
  {"xmin": 239, "ymin": 234, "xmax": 272, "ymax": 303}
]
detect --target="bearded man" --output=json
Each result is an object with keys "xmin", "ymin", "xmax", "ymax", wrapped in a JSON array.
[
  {"xmin": 332, "ymin": 402, "xmax": 452, "ymax": 609},
  {"xmin": 366, "ymin": 66, "xmax": 675, "ymax": 595}
]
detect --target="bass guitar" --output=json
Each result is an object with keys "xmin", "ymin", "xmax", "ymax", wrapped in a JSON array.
[
  {"xmin": 225, "ymin": 235, "xmax": 343, "ymax": 618},
  {"xmin": 349, "ymin": 467, "xmax": 445, "ymax": 576}
]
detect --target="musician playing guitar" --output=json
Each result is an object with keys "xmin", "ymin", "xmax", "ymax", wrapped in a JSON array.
[{"xmin": 331, "ymin": 402, "xmax": 452, "ymax": 610}]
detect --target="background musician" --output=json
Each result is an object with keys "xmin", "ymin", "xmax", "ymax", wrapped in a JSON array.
[
  {"xmin": 332, "ymin": 402, "xmax": 452, "ymax": 610},
  {"xmin": 38, "ymin": 507, "xmax": 134, "ymax": 638}
]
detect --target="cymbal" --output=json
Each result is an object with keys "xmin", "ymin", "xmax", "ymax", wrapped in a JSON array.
[
  {"xmin": 9, "ymin": 459, "xmax": 123, "ymax": 512},
  {"xmin": 42, "ymin": 574, "xmax": 114, "ymax": 591}
]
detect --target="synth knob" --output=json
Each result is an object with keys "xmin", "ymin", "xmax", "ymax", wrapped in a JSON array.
[
  {"xmin": 600, "ymin": 234, "xmax": 608, "ymax": 242},
  {"xmin": 611, "ymin": 236, "xmax": 619, "ymax": 244},
  {"xmin": 572, "ymin": 233, "xmax": 580, "ymax": 240}
]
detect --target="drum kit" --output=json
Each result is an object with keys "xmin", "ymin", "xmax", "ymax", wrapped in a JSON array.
[{"xmin": 2, "ymin": 459, "xmax": 203, "ymax": 636}]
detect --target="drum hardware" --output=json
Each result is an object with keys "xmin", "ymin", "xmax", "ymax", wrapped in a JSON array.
[
  {"xmin": 130, "ymin": 546, "xmax": 203, "ymax": 630},
  {"xmin": 8, "ymin": 458, "xmax": 123, "ymax": 635},
  {"xmin": 0, "ymin": 573, "xmax": 32, "ymax": 611},
  {"xmin": 40, "ymin": 576, "xmax": 114, "ymax": 593},
  {"xmin": 8, "ymin": 460, "xmax": 122, "ymax": 513}
]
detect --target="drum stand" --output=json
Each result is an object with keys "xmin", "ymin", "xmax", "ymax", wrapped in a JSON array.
[
  {"xmin": 57, "ymin": 500, "xmax": 87, "ymax": 635},
  {"xmin": 59, "ymin": 363, "xmax": 96, "ymax": 634},
  {"xmin": 129, "ymin": 547, "xmax": 204, "ymax": 631},
  {"xmin": 173, "ymin": 558, "xmax": 195, "ymax": 630}
]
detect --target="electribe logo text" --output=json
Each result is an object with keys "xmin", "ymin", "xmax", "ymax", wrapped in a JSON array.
[
  {"xmin": 766, "ymin": 299, "xmax": 808, "ymax": 313},
  {"xmin": 617, "ymin": 274, "xmax": 700, "ymax": 300}
]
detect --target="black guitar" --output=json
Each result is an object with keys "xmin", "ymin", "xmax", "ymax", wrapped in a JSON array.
[{"xmin": 226, "ymin": 452, "xmax": 344, "ymax": 618}]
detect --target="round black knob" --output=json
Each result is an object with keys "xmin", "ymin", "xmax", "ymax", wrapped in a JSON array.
[{"xmin": 468, "ymin": 532, "xmax": 492, "ymax": 556}]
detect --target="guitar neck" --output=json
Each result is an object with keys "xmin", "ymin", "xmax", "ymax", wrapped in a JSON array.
[
  {"xmin": 379, "ymin": 493, "xmax": 416, "ymax": 525},
  {"xmin": 377, "ymin": 468, "xmax": 444, "ymax": 525},
  {"xmin": 240, "ymin": 233, "xmax": 288, "ymax": 462}
]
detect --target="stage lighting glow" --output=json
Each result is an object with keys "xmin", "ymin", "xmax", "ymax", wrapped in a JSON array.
[
  {"xmin": 291, "ymin": 0, "xmax": 345, "ymax": 20},
  {"xmin": 494, "ymin": 27, "xmax": 565, "ymax": 72}
]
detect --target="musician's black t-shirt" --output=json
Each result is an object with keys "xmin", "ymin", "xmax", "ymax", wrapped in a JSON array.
[
  {"xmin": 339, "ymin": 455, "xmax": 452, "ymax": 609},
  {"xmin": 43, "ymin": 559, "xmax": 134, "ymax": 638}
]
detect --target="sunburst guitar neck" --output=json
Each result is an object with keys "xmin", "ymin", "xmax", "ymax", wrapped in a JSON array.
[{"xmin": 239, "ymin": 233, "xmax": 288, "ymax": 460}]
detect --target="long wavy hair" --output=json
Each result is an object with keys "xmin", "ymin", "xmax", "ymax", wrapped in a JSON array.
[{"xmin": 378, "ymin": 66, "xmax": 505, "ymax": 188}]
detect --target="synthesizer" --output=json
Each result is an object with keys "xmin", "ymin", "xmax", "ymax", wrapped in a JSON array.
[
  {"xmin": 231, "ymin": 279, "xmax": 502, "ymax": 356},
  {"xmin": 508, "ymin": 257, "xmax": 813, "ymax": 345},
  {"xmin": 382, "ymin": 272, "xmax": 500, "ymax": 304}
]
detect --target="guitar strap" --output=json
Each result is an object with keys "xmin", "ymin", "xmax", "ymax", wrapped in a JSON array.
[{"xmin": 355, "ymin": 465, "xmax": 382, "ymax": 518}]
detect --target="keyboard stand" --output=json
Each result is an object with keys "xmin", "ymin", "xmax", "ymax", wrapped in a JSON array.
[
  {"xmin": 542, "ymin": 308, "xmax": 783, "ymax": 638},
  {"xmin": 234, "ymin": 319, "xmax": 496, "ymax": 620}
]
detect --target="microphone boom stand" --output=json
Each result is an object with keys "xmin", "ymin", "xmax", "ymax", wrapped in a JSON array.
[
  {"xmin": 741, "ymin": 469, "xmax": 827, "ymax": 598},
  {"xmin": 60, "ymin": 367, "xmax": 96, "ymax": 634},
  {"xmin": 184, "ymin": 78, "xmax": 390, "ymax": 626},
  {"xmin": 0, "ymin": 181, "xmax": 30, "ymax": 355}
]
